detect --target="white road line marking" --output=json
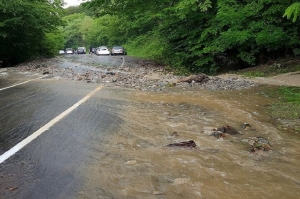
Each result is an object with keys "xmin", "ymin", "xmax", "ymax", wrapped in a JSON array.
[
  {"xmin": 0, "ymin": 76, "xmax": 47, "ymax": 91},
  {"xmin": 0, "ymin": 85, "xmax": 103, "ymax": 164}
]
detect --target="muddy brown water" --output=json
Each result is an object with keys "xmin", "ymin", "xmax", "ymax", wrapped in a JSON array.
[
  {"xmin": 1, "ymin": 62, "xmax": 299, "ymax": 198},
  {"xmin": 79, "ymin": 86, "xmax": 300, "ymax": 199}
]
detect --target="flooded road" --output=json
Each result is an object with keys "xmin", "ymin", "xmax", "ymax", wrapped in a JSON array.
[
  {"xmin": 0, "ymin": 56, "xmax": 299, "ymax": 198},
  {"xmin": 81, "ymin": 87, "xmax": 300, "ymax": 199}
]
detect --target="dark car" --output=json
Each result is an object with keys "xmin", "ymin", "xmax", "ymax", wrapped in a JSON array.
[
  {"xmin": 77, "ymin": 47, "xmax": 86, "ymax": 54},
  {"xmin": 111, "ymin": 46, "xmax": 127, "ymax": 55}
]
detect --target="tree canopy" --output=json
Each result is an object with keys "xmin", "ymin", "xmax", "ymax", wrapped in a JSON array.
[
  {"xmin": 78, "ymin": 0, "xmax": 300, "ymax": 73},
  {"xmin": 0, "ymin": 0, "xmax": 64, "ymax": 66},
  {"xmin": 2, "ymin": 0, "xmax": 300, "ymax": 74}
]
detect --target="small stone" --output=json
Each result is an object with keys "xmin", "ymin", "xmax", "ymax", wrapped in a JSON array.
[
  {"xmin": 124, "ymin": 160, "xmax": 136, "ymax": 165},
  {"xmin": 241, "ymin": 123, "xmax": 251, "ymax": 129},
  {"xmin": 171, "ymin": 132, "xmax": 178, "ymax": 136},
  {"xmin": 153, "ymin": 191, "xmax": 164, "ymax": 195},
  {"xmin": 213, "ymin": 125, "xmax": 239, "ymax": 135},
  {"xmin": 174, "ymin": 178, "xmax": 190, "ymax": 184},
  {"xmin": 166, "ymin": 140, "xmax": 196, "ymax": 148},
  {"xmin": 7, "ymin": 187, "xmax": 18, "ymax": 191}
]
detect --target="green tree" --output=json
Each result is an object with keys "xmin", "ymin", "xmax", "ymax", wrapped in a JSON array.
[
  {"xmin": 85, "ymin": 14, "xmax": 124, "ymax": 47},
  {"xmin": 63, "ymin": 13, "xmax": 88, "ymax": 48},
  {"xmin": 0, "ymin": 0, "xmax": 63, "ymax": 66},
  {"xmin": 68, "ymin": 0, "xmax": 300, "ymax": 73},
  {"xmin": 40, "ymin": 29, "xmax": 65, "ymax": 57},
  {"xmin": 284, "ymin": 2, "xmax": 300, "ymax": 22},
  {"xmin": 198, "ymin": 0, "xmax": 300, "ymax": 72}
]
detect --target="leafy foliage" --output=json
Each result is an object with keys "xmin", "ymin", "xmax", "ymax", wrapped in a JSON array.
[
  {"xmin": 40, "ymin": 29, "xmax": 65, "ymax": 57},
  {"xmin": 61, "ymin": 13, "xmax": 124, "ymax": 49},
  {"xmin": 2, "ymin": 0, "xmax": 300, "ymax": 73},
  {"xmin": 125, "ymin": 31, "xmax": 164, "ymax": 60},
  {"xmin": 0, "ymin": 0, "xmax": 64, "ymax": 66},
  {"xmin": 284, "ymin": 2, "xmax": 300, "ymax": 22},
  {"xmin": 60, "ymin": 0, "xmax": 300, "ymax": 74},
  {"xmin": 62, "ymin": 13, "xmax": 89, "ymax": 48}
]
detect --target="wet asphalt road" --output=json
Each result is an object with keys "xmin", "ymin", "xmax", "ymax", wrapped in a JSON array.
[
  {"xmin": 2, "ymin": 56, "xmax": 300, "ymax": 199},
  {"xmin": 0, "ymin": 70, "xmax": 125, "ymax": 198}
]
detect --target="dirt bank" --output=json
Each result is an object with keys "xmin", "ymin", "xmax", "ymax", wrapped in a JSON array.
[{"xmin": 219, "ymin": 71, "xmax": 300, "ymax": 87}]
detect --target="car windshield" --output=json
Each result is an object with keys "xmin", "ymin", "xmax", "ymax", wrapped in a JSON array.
[
  {"xmin": 113, "ymin": 47, "xmax": 123, "ymax": 49},
  {"xmin": 66, "ymin": 48, "xmax": 72, "ymax": 51}
]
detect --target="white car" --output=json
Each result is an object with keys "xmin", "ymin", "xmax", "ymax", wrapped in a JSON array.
[
  {"xmin": 65, "ymin": 48, "xmax": 74, "ymax": 54},
  {"xmin": 96, "ymin": 46, "xmax": 110, "ymax": 55},
  {"xmin": 58, "ymin": 50, "xmax": 65, "ymax": 55}
]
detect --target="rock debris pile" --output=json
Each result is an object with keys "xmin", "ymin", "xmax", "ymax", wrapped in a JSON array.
[{"xmin": 11, "ymin": 57, "xmax": 259, "ymax": 91}]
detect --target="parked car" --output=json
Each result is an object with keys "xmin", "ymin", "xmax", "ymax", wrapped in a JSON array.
[
  {"xmin": 111, "ymin": 46, "xmax": 127, "ymax": 55},
  {"xmin": 65, "ymin": 48, "xmax": 74, "ymax": 54},
  {"xmin": 58, "ymin": 50, "xmax": 65, "ymax": 55},
  {"xmin": 77, "ymin": 47, "xmax": 86, "ymax": 54},
  {"xmin": 96, "ymin": 46, "xmax": 110, "ymax": 55}
]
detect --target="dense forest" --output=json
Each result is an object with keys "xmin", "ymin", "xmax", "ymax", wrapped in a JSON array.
[
  {"xmin": 1, "ymin": 0, "xmax": 300, "ymax": 74},
  {"xmin": 0, "ymin": 0, "xmax": 64, "ymax": 66}
]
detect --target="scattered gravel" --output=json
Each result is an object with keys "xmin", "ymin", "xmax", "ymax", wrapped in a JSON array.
[{"xmin": 8, "ymin": 57, "xmax": 259, "ymax": 91}]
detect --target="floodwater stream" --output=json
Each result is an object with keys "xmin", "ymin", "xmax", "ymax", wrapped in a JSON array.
[
  {"xmin": 81, "ymin": 86, "xmax": 300, "ymax": 199},
  {"xmin": 1, "ymin": 57, "xmax": 299, "ymax": 198}
]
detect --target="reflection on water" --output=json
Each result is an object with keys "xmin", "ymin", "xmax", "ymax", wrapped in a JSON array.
[{"xmin": 82, "ymin": 86, "xmax": 300, "ymax": 199}]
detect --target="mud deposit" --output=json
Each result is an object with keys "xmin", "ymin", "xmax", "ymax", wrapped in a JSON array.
[{"xmin": 81, "ymin": 87, "xmax": 300, "ymax": 199}]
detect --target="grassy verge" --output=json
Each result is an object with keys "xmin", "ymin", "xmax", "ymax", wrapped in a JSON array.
[
  {"xmin": 266, "ymin": 86, "xmax": 300, "ymax": 132},
  {"xmin": 267, "ymin": 86, "xmax": 300, "ymax": 119},
  {"xmin": 236, "ymin": 60, "xmax": 300, "ymax": 77}
]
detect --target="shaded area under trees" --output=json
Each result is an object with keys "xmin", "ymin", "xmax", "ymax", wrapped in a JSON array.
[
  {"xmin": 0, "ymin": 0, "xmax": 64, "ymax": 67},
  {"xmin": 79, "ymin": 0, "xmax": 300, "ymax": 74}
]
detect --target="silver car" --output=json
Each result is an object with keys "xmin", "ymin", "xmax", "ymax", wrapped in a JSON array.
[{"xmin": 111, "ymin": 46, "xmax": 127, "ymax": 55}]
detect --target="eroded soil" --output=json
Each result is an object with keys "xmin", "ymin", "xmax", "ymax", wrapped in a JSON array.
[{"xmin": 219, "ymin": 71, "xmax": 300, "ymax": 87}]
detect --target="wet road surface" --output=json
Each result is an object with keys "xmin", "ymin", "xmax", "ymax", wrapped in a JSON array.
[
  {"xmin": 0, "ymin": 77, "xmax": 126, "ymax": 198},
  {"xmin": 0, "ymin": 55, "xmax": 300, "ymax": 199}
]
